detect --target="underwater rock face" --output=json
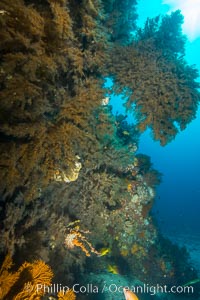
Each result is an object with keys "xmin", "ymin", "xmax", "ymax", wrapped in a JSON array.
[
  {"xmin": 81, "ymin": 272, "xmax": 142, "ymax": 300},
  {"xmin": 0, "ymin": 0, "xmax": 199, "ymax": 293}
]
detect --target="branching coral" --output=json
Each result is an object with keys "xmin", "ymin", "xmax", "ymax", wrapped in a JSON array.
[
  {"xmin": 110, "ymin": 11, "xmax": 200, "ymax": 145},
  {"xmin": 102, "ymin": 0, "xmax": 138, "ymax": 43},
  {"xmin": 57, "ymin": 289, "xmax": 76, "ymax": 300},
  {"xmin": 0, "ymin": 255, "xmax": 77, "ymax": 299},
  {"xmin": 135, "ymin": 154, "xmax": 162, "ymax": 187},
  {"xmin": 0, "ymin": 255, "xmax": 53, "ymax": 299},
  {"xmin": 0, "ymin": 0, "xmax": 110, "ymax": 200},
  {"xmin": 0, "ymin": 0, "xmax": 198, "ymax": 289}
]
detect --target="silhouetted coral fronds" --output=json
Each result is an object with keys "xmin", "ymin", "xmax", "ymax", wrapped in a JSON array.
[
  {"xmin": 111, "ymin": 22, "xmax": 200, "ymax": 145},
  {"xmin": 0, "ymin": 255, "xmax": 53, "ymax": 299}
]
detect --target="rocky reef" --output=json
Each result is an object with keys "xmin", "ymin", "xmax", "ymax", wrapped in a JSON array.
[{"xmin": 0, "ymin": 1, "xmax": 199, "ymax": 299}]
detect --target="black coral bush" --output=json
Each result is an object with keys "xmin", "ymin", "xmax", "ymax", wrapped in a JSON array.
[{"xmin": 110, "ymin": 10, "xmax": 200, "ymax": 145}]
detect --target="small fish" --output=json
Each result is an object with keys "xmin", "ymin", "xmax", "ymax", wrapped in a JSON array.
[
  {"xmin": 182, "ymin": 278, "xmax": 200, "ymax": 286},
  {"xmin": 98, "ymin": 247, "xmax": 111, "ymax": 256},
  {"xmin": 107, "ymin": 264, "xmax": 119, "ymax": 275},
  {"xmin": 123, "ymin": 288, "xmax": 139, "ymax": 300},
  {"xmin": 122, "ymin": 130, "xmax": 130, "ymax": 136}
]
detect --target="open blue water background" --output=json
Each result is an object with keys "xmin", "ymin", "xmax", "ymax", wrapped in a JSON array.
[
  {"xmin": 110, "ymin": 0, "xmax": 200, "ymax": 272},
  {"xmin": 137, "ymin": 0, "xmax": 200, "ymax": 237}
]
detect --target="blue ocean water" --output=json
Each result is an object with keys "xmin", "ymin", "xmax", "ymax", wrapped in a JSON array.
[
  {"xmin": 109, "ymin": 89, "xmax": 200, "ymax": 275},
  {"xmin": 109, "ymin": 0, "xmax": 200, "ymax": 277},
  {"xmin": 137, "ymin": 0, "xmax": 200, "ymax": 275}
]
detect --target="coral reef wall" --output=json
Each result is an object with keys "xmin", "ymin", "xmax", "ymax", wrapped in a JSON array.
[
  {"xmin": 0, "ymin": 0, "xmax": 111, "ymax": 200},
  {"xmin": 0, "ymin": 0, "xmax": 199, "ymax": 289}
]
